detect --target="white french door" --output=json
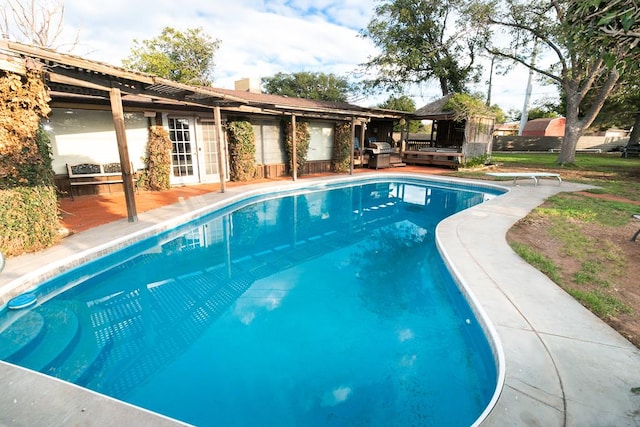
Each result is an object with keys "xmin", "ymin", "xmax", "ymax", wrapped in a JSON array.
[
  {"xmin": 168, "ymin": 117, "xmax": 199, "ymax": 185},
  {"xmin": 197, "ymin": 120, "xmax": 224, "ymax": 182}
]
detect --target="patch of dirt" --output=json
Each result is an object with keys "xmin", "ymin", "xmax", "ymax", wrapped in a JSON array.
[{"xmin": 507, "ymin": 200, "xmax": 640, "ymax": 348}]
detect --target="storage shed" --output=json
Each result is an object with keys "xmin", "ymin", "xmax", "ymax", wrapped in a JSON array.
[{"xmin": 521, "ymin": 117, "xmax": 566, "ymax": 137}]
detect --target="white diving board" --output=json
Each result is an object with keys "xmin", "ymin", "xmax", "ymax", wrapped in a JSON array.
[{"xmin": 486, "ymin": 172, "xmax": 562, "ymax": 186}]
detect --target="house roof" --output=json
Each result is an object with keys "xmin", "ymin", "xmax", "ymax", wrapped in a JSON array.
[
  {"xmin": 208, "ymin": 87, "xmax": 405, "ymax": 120},
  {"xmin": 494, "ymin": 122, "xmax": 520, "ymax": 130},
  {"xmin": 0, "ymin": 40, "xmax": 405, "ymax": 121}
]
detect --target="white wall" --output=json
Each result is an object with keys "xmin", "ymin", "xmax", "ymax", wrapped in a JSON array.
[
  {"xmin": 253, "ymin": 118, "xmax": 285, "ymax": 164},
  {"xmin": 307, "ymin": 121, "xmax": 334, "ymax": 161},
  {"xmin": 46, "ymin": 108, "xmax": 148, "ymax": 174}
]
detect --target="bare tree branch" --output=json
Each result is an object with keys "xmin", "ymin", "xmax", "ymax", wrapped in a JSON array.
[
  {"xmin": 0, "ymin": 0, "xmax": 78, "ymax": 51},
  {"xmin": 488, "ymin": 17, "xmax": 568, "ymax": 76}
]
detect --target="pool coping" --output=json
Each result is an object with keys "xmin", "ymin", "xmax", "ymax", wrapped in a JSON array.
[{"xmin": 1, "ymin": 172, "xmax": 640, "ymax": 426}]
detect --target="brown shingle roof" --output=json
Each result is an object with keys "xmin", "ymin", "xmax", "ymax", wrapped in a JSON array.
[
  {"xmin": 414, "ymin": 94, "xmax": 455, "ymax": 118},
  {"xmin": 1, "ymin": 40, "xmax": 404, "ymax": 120},
  {"xmin": 208, "ymin": 87, "xmax": 359, "ymax": 111}
]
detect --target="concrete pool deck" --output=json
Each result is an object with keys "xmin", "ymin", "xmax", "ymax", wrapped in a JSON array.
[{"xmin": 1, "ymin": 172, "xmax": 640, "ymax": 426}]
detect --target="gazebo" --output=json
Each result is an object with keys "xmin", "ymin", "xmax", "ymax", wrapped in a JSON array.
[{"xmin": 402, "ymin": 95, "xmax": 495, "ymax": 168}]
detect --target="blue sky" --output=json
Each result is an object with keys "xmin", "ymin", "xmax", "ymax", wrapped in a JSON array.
[{"xmin": 10, "ymin": 0, "xmax": 556, "ymax": 114}]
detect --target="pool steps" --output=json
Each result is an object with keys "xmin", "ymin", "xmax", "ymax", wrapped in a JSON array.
[
  {"xmin": 0, "ymin": 311, "xmax": 45, "ymax": 360},
  {"xmin": 0, "ymin": 301, "xmax": 111, "ymax": 385}
]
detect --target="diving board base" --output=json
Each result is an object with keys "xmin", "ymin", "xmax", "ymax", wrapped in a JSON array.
[{"xmin": 486, "ymin": 172, "xmax": 562, "ymax": 186}]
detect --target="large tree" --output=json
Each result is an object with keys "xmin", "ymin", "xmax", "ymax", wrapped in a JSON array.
[
  {"xmin": 571, "ymin": 0, "xmax": 640, "ymax": 146},
  {"xmin": 122, "ymin": 27, "xmax": 220, "ymax": 86},
  {"xmin": 583, "ymin": 77, "xmax": 639, "ymax": 134},
  {"xmin": 377, "ymin": 95, "xmax": 422, "ymax": 132},
  {"xmin": 262, "ymin": 72, "xmax": 353, "ymax": 102},
  {"xmin": 473, "ymin": 0, "xmax": 640, "ymax": 164},
  {"xmin": 360, "ymin": 0, "xmax": 489, "ymax": 97}
]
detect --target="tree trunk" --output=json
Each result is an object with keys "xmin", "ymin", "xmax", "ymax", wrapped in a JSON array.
[
  {"xmin": 557, "ymin": 91, "xmax": 583, "ymax": 164},
  {"xmin": 558, "ymin": 122, "xmax": 581, "ymax": 164},
  {"xmin": 557, "ymin": 68, "xmax": 620, "ymax": 165},
  {"xmin": 439, "ymin": 77, "xmax": 449, "ymax": 96},
  {"xmin": 628, "ymin": 112, "xmax": 640, "ymax": 146}
]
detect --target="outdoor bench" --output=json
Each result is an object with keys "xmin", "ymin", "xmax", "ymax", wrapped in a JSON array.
[
  {"xmin": 402, "ymin": 149, "xmax": 463, "ymax": 169},
  {"xmin": 66, "ymin": 162, "xmax": 136, "ymax": 199},
  {"xmin": 622, "ymin": 144, "xmax": 640, "ymax": 158},
  {"xmin": 485, "ymin": 172, "xmax": 562, "ymax": 186}
]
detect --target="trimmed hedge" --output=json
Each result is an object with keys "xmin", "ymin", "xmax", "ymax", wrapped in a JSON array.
[{"xmin": 0, "ymin": 186, "xmax": 60, "ymax": 256}]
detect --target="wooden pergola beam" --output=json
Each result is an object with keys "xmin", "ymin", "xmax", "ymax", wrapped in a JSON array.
[{"xmin": 109, "ymin": 88, "xmax": 138, "ymax": 222}]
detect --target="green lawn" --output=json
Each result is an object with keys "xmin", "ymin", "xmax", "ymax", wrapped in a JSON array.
[
  {"xmin": 476, "ymin": 152, "xmax": 640, "ymax": 202},
  {"xmin": 491, "ymin": 152, "xmax": 640, "ymax": 172}
]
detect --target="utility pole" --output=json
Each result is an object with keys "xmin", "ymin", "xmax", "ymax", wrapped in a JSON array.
[
  {"xmin": 486, "ymin": 56, "xmax": 495, "ymax": 107},
  {"xmin": 519, "ymin": 39, "xmax": 538, "ymax": 136}
]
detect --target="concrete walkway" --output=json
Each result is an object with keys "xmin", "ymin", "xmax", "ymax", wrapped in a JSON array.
[
  {"xmin": 437, "ymin": 180, "xmax": 640, "ymax": 426},
  {"xmin": 1, "ymin": 173, "xmax": 640, "ymax": 426}
]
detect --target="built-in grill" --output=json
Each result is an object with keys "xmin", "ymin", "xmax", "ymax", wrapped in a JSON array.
[{"xmin": 365, "ymin": 142, "xmax": 394, "ymax": 169}]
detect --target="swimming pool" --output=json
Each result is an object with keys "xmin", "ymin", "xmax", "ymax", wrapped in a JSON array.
[{"xmin": 0, "ymin": 177, "xmax": 504, "ymax": 426}]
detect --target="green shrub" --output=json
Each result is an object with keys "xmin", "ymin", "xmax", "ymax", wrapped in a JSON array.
[
  {"xmin": 443, "ymin": 93, "xmax": 495, "ymax": 122},
  {"xmin": 0, "ymin": 186, "xmax": 60, "ymax": 256},
  {"xmin": 226, "ymin": 119, "xmax": 256, "ymax": 181},
  {"xmin": 463, "ymin": 154, "xmax": 489, "ymax": 168}
]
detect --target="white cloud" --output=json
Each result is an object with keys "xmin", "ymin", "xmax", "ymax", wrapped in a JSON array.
[{"xmin": 13, "ymin": 0, "xmax": 558, "ymax": 112}]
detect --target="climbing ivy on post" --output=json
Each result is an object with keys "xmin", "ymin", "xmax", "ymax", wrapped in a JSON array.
[
  {"xmin": 226, "ymin": 118, "xmax": 256, "ymax": 181},
  {"xmin": 284, "ymin": 119, "xmax": 310, "ymax": 176},
  {"xmin": 140, "ymin": 125, "xmax": 172, "ymax": 190},
  {"xmin": 332, "ymin": 122, "xmax": 352, "ymax": 173}
]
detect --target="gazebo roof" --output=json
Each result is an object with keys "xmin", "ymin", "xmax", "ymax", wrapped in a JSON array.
[{"xmin": 413, "ymin": 94, "xmax": 455, "ymax": 120}]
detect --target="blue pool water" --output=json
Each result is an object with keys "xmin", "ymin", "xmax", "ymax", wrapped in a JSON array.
[{"xmin": 0, "ymin": 178, "xmax": 502, "ymax": 426}]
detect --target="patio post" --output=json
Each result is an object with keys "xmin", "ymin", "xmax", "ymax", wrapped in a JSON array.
[
  {"xmin": 349, "ymin": 118, "xmax": 356, "ymax": 175},
  {"xmin": 214, "ymin": 106, "xmax": 226, "ymax": 193},
  {"xmin": 109, "ymin": 88, "xmax": 138, "ymax": 223},
  {"xmin": 291, "ymin": 114, "xmax": 297, "ymax": 181}
]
